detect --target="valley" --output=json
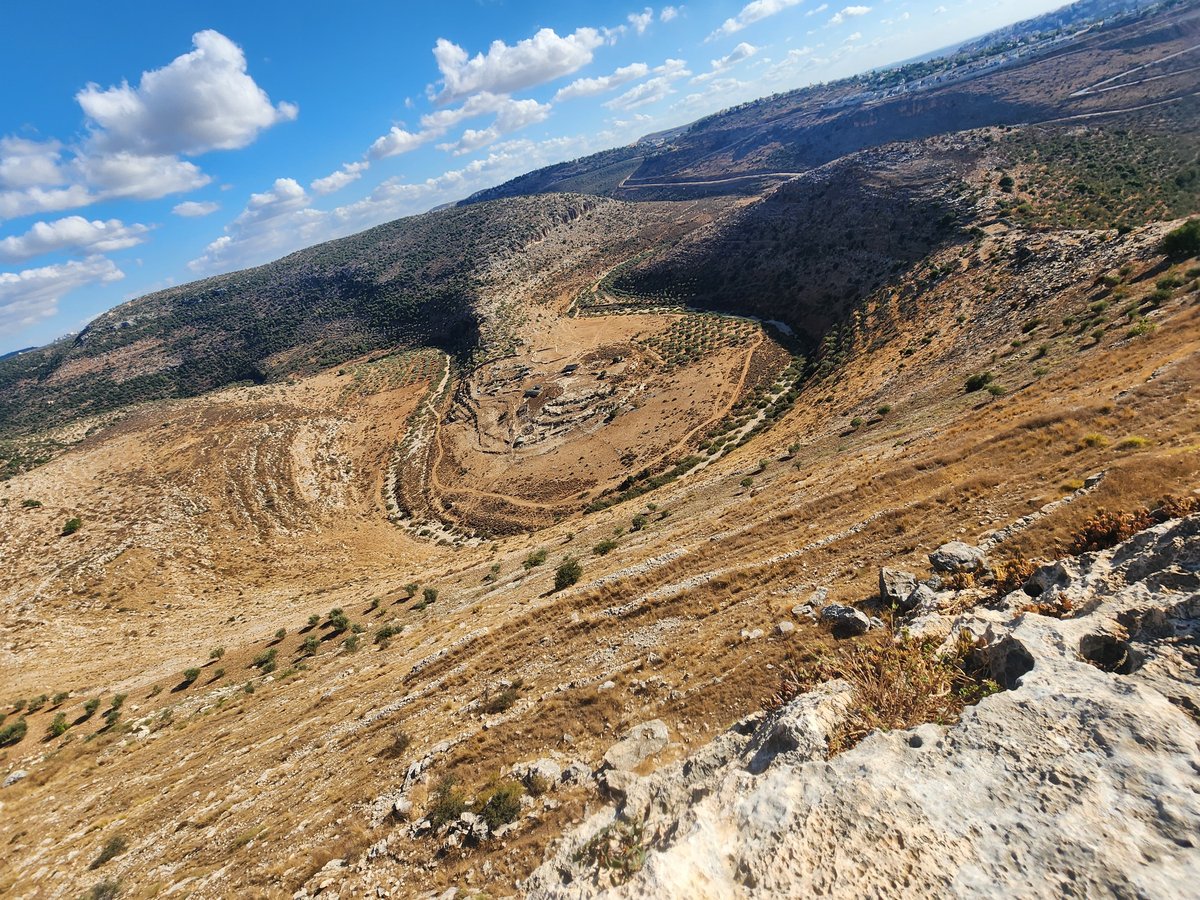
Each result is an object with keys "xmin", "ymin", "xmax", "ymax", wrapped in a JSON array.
[{"xmin": 1, "ymin": 3, "xmax": 1199, "ymax": 898}]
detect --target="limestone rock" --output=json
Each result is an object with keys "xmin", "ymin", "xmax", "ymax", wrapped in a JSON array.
[
  {"xmin": 2, "ymin": 770, "xmax": 27, "ymax": 788},
  {"xmin": 929, "ymin": 540, "xmax": 987, "ymax": 573},
  {"xmin": 775, "ymin": 620, "xmax": 795, "ymax": 636},
  {"xmin": 819, "ymin": 604, "xmax": 871, "ymax": 638},
  {"xmin": 879, "ymin": 567, "xmax": 918, "ymax": 606},
  {"xmin": 602, "ymin": 720, "xmax": 669, "ymax": 772},
  {"xmin": 528, "ymin": 514, "xmax": 1200, "ymax": 899}
]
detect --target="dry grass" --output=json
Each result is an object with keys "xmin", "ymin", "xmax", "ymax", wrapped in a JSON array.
[{"xmin": 771, "ymin": 632, "xmax": 1001, "ymax": 754}]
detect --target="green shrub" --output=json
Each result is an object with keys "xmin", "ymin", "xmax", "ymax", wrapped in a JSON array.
[
  {"xmin": 52, "ymin": 691, "xmax": 69, "ymax": 706},
  {"xmin": 484, "ymin": 679, "xmax": 523, "ymax": 713},
  {"xmin": 182, "ymin": 668, "xmax": 200, "ymax": 685},
  {"xmin": 375, "ymin": 623, "xmax": 404, "ymax": 645},
  {"xmin": 307, "ymin": 614, "xmax": 320, "ymax": 627},
  {"xmin": 422, "ymin": 587, "xmax": 439, "ymax": 605},
  {"xmin": 343, "ymin": 635, "xmax": 360, "ymax": 652},
  {"xmin": 274, "ymin": 628, "xmax": 286, "ymax": 641},
  {"xmin": 630, "ymin": 513, "xmax": 649, "ymax": 530},
  {"xmin": 876, "ymin": 404, "xmax": 892, "ymax": 416},
  {"xmin": 20, "ymin": 499, "xmax": 41, "ymax": 508},
  {"xmin": 404, "ymin": 582, "xmax": 420, "ymax": 598},
  {"xmin": 328, "ymin": 610, "xmax": 349, "ymax": 632},
  {"xmin": 61, "ymin": 517, "xmax": 82, "ymax": 536},
  {"xmin": 850, "ymin": 417, "xmax": 863, "ymax": 428},
  {"xmin": 1162, "ymin": 219, "xmax": 1200, "ymax": 261},
  {"xmin": 302, "ymin": 635, "xmax": 320, "ymax": 655},
  {"xmin": 48, "ymin": 712, "xmax": 69, "ymax": 737},
  {"xmin": 985, "ymin": 383, "xmax": 1006, "ymax": 396},
  {"xmin": 26, "ymin": 694, "xmax": 47, "ymax": 713},
  {"xmin": 83, "ymin": 697, "xmax": 101, "ymax": 718},
  {"xmin": 523, "ymin": 548, "xmax": 548, "ymax": 570},
  {"xmin": 426, "ymin": 776, "xmax": 468, "ymax": 829},
  {"xmin": 209, "ymin": 646, "xmax": 225, "ymax": 660},
  {"xmin": 0, "ymin": 718, "xmax": 27, "ymax": 746},
  {"xmin": 478, "ymin": 780, "xmax": 525, "ymax": 830},
  {"xmin": 555, "ymin": 557, "xmax": 583, "ymax": 592},
  {"xmin": 964, "ymin": 372, "xmax": 993, "ymax": 393},
  {"xmin": 593, "ymin": 538, "xmax": 619, "ymax": 556},
  {"xmin": 252, "ymin": 648, "xmax": 277, "ymax": 672}
]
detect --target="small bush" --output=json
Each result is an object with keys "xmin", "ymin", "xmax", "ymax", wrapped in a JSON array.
[
  {"xmin": 876, "ymin": 404, "xmax": 892, "ymax": 416},
  {"xmin": 1128, "ymin": 319, "xmax": 1155, "ymax": 338},
  {"xmin": 307, "ymin": 614, "xmax": 320, "ymax": 627},
  {"xmin": 209, "ymin": 646, "xmax": 225, "ymax": 660},
  {"xmin": 630, "ymin": 513, "xmax": 648, "ymax": 531},
  {"xmin": 985, "ymin": 383, "xmax": 1006, "ymax": 397},
  {"xmin": 386, "ymin": 730, "xmax": 412, "ymax": 758},
  {"xmin": 523, "ymin": 548, "xmax": 548, "ymax": 570},
  {"xmin": 422, "ymin": 587, "xmax": 439, "ymax": 605},
  {"xmin": 739, "ymin": 476, "xmax": 754, "ymax": 488},
  {"xmin": 328, "ymin": 610, "xmax": 349, "ymax": 632},
  {"xmin": 252, "ymin": 648, "xmax": 277, "ymax": 673},
  {"xmin": 302, "ymin": 635, "xmax": 320, "ymax": 655},
  {"xmin": 484, "ymin": 679, "xmax": 523, "ymax": 714},
  {"xmin": 103, "ymin": 694, "xmax": 126, "ymax": 727},
  {"xmin": 51, "ymin": 691, "xmax": 69, "ymax": 706},
  {"xmin": 575, "ymin": 819, "xmax": 649, "ymax": 884},
  {"xmin": 86, "ymin": 881, "xmax": 121, "ymax": 900},
  {"xmin": 478, "ymin": 780, "xmax": 525, "ymax": 830},
  {"xmin": 26, "ymin": 694, "xmax": 47, "ymax": 713},
  {"xmin": 1162, "ymin": 218, "xmax": 1200, "ymax": 261},
  {"xmin": 850, "ymin": 417, "xmax": 864, "ymax": 428},
  {"xmin": 48, "ymin": 712, "xmax": 69, "ymax": 737},
  {"xmin": 964, "ymin": 372, "xmax": 993, "ymax": 393},
  {"xmin": 555, "ymin": 557, "xmax": 583, "ymax": 592},
  {"xmin": 343, "ymin": 635, "xmax": 360, "ymax": 652},
  {"xmin": 0, "ymin": 718, "xmax": 27, "ymax": 746},
  {"xmin": 182, "ymin": 668, "xmax": 200, "ymax": 685},
  {"xmin": 404, "ymin": 582, "xmax": 420, "ymax": 598},
  {"xmin": 211, "ymin": 668, "xmax": 225, "ymax": 680},
  {"xmin": 375, "ymin": 622, "xmax": 404, "ymax": 645},
  {"xmin": 593, "ymin": 538, "xmax": 619, "ymax": 556},
  {"xmin": 1081, "ymin": 433, "xmax": 1108, "ymax": 448},
  {"xmin": 61, "ymin": 517, "xmax": 82, "ymax": 536},
  {"xmin": 82, "ymin": 697, "xmax": 101, "ymax": 718},
  {"xmin": 1116, "ymin": 435, "xmax": 1150, "ymax": 450},
  {"xmin": 274, "ymin": 628, "xmax": 286, "ymax": 641},
  {"xmin": 426, "ymin": 776, "xmax": 468, "ymax": 829},
  {"xmin": 89, "ymin": 835, "xmax": 128, "ymax": 870},
  {"xmin": 21, "ymin": 499, "xmax": 41, "ymax": 508}
]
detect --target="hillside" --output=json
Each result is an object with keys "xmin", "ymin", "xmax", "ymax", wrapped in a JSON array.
[
  {"xmin": 0, "ymin": 3, "xmax": 1199, "ymax": 898},
  {"xmin": 467, "ymin": 0, "xmax": 1200, "ymax": 202},
  {"xmin": 0, "ymin": 195, "xmax": 702, "ymax": 436}
]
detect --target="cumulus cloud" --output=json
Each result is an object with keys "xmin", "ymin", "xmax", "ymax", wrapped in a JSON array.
[
  {"xmin": 0, "ymin": 256, "xmax": 123, "ymax": 333},
  {"xmin": 311, "ymin": 161, "xmax": 370, "ymax": 194},
  {"xmin": 807, "ymin": 4, "xmax": 829, "ymax": 16},
  {"xmin": 710, "ymin": 0, "xmax": 803, "ymax": 39},
  {"xmin": 431, "ymin": 27, "xmax": 603, "ymax": 102},
  {"xmin": 172, "ymin": 200, "xmax": 220, "ymax": 217},
  {"xmin": 0, "ymin": 30, "xmax": 292, "ymax": 223},
  {"xmin": 435, "ymin": 97, "xmax": 551, "ymax": 155},
  {"xmin": 605, "ymin": 59, "xmax": 690, "ymax": 110},
  {"xmin": 554, "ymin": 62, "xmax": 651, "ymax": 101},
  {"xmin": 660, "ymin": 6, "xmax": 682, "ymax": 22},
  {"xmin": 0, "ymin": 138, "xmax": 65, "ymax": 190},
  {"xmin": 628, "ymin": 7, "xmax": 653, "ymax": 35},
  {"xmin": 0, "ymin": 216, "xmax": 152, "ymax": 263},
  {"xmin": 71, "ymin": 151, "xmax": 210, "ymax": 200},
  {"xmin": 189, "ymin": 177, "xmax": 323, "ymax": 273},
  {"xmin": 368, "ymin": 126, "xmax": 429, "ymax": 161},
  {"xmin": 829, "ymin": 5, "xmax": 871, "ymax": 26},
  {"xmin": 694, "ymin": 42, "xmax": 758, "ymax": 82},
  {"xmin": 77, "ymin": 30, "xmax": 297, "ymax": 156}
]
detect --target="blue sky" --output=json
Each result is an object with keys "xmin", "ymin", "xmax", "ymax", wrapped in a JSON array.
[{"xmin": 0, "ymin": 0, "xmax": 1069, "ymax": 354}]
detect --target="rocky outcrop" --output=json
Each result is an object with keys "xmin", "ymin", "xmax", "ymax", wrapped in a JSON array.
[{"xmin": 526, "ymin": 515, "xmax": 1200, "ymax": 898}]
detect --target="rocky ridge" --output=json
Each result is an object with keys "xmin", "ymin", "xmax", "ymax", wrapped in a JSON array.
[{"xmin": 526, "ymin": 514, "xmax": 1200, "ymax": 898}]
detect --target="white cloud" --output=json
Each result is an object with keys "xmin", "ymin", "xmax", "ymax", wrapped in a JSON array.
[
  {"xmin": 554, "ymin": 62, "xmax": 651, "ymax": 101},
  {"xmin": 845, "ymin": 31, "xmax": 862, "ymax": 42},
  {"xmin": 694, "ymin": 42, "xmax": 758, "ymax": 82},
  {"xmin": 435, "ymin": 97, "xmax": 551, "ymax": 155},
  {"xmin": 660, "ymin": 6, "xmax": 682, "ymax": 22},
  {"xmin": 0, "ymin": 256, "xmax": 123, "ymax": 333},
  {"xmin": 77, "ymin": 30, "xmax": 297, "ymax": 156},
  {"xmin": 829, "ymin": 5, "xmax": 871, "ymax": 26},
  {"xmin": 172, "ymin": 200, "xmax": 220, "ymax": 217},
  {"xmin": 807, "ymin": 3, "xmax": 829, "ymax": 16},
  {"xmin": 311, "ymin": 161, "xmax": 370, "ymax": 194},
  {"xmin": 432, "ymin": 27, "xmax": 604, "ymax": 102},
  {"xmin": 628, "ymin": 7, "xmax": 653, "ymax": 35},
  {"xmin": 605, "ymin": 59, "xmax": 690, "ymax": 110},
  {"xmin": 0, "ymin": 185, "xmax": 93, "ymax": 222},
  {"xmin": 71, "ymin": 151, "xmax": 210, "ymax": 200},
  {"xmin": 189, "ymin": 177, "xmax": 323, "ymax": 273},
  {"xmin": 709, "ymin": 0, "xmax": 803, "ymax": 39},
  {"xmin": 0, "ymin": 31, "xmax": 291, "ymax": 223},
  {"xmin": 0, "ymin": 138, "xmax": 65, "ymax": 190},
  {"xmin": 0, "ymin": 216, "xmax": 152, "ymax": 263},
  {"xmin": 368, "ymin": 126, "xmax": 429, "ymax": 160}
]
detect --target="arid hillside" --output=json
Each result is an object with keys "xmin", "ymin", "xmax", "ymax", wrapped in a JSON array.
[{"xmin": 0, "ymin": 4, "xmax": 1199, "ymax": 899}]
